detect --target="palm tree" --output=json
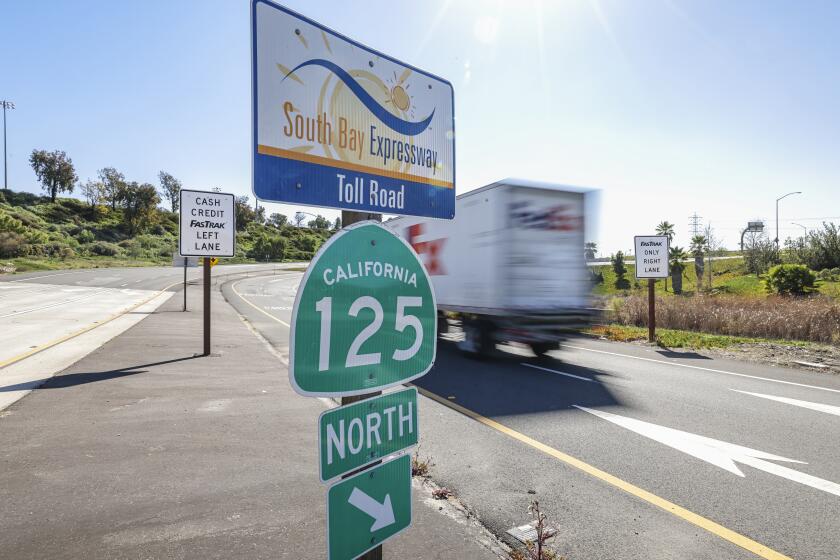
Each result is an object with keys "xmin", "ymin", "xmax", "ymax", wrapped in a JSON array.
[
  {"xmin": 584, "ymin": 242, "xmax": 598, "ymax": 260},
  {"xmin": 656, "ymin": 221, "xmax": 676, "ymax": 290},
  {"xmin": 656, "ymin": 221, "xmax": 675, "ymax": 243},
  {"xmin": 669, "ymin": 246, "xmax": 688, "ymax": 294},
  {"xmin": 690, "ymin": 235, "xmax": 707, "ymax": 291}
]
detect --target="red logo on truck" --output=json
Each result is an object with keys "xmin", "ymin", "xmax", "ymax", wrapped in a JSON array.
[{"xmin": 407, "ymin": 224, "xmax": 446, "ymax": 275}]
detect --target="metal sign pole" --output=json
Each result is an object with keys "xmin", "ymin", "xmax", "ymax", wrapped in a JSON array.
[
  {"xmin": 648, "ymin": 279, "xmax": 656, "ymax": 343},
  {"xmin": 203, "ymin": 257, "xmax": 211, "ymax": 356},
  {"xmin": 183, "ymin": 257, "xmax": 188, "ymax": 312},
  {"xmin": 341, "ymin": 210, "xmax": 384, "ymax": 560}
]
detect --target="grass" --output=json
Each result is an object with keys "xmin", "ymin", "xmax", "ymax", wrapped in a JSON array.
[
  {"xmin": 608, "ymin": 293, "xmax": 840, "ymax": 344},
  {"xmin": 592, "ymin": 257, "xmax": 836, "ymax": 299},
  {"xmin": 587, "ymin": 324, "xmax": 813, "ymax": 349}
]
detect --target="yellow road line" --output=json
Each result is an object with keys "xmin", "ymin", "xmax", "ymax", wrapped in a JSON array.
[
  {"xmin": 230, "ymin": 278, "xmax": 291, "ymax": 327},
  {"xmin": 0, "ymin": 280, "xmax": 181, "ymax": 370},
  {"xmin": 415, "ymin": 386, "xmax": 793, "ymax": 560}
]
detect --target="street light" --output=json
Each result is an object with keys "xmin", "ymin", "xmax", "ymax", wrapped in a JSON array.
[
  {"xmin": 1, "ymin": 100, "xmax": 14, "ymax": 191},
  {"xmin": 775, "ymin": 191, "xmax": 801, "ymax": 248},
  {"xmin": 791, "ymin": 222, "xmax": 807, "ymax": 236}
]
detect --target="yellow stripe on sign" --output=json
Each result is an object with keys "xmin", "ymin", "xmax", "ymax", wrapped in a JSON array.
[
  {"xmin": 414, "ymin": 386, "xmax": 794, "ymax": 560},
  {"xmin": 257, "ymin": 144, "xmax": 454, "ymax": 189}
]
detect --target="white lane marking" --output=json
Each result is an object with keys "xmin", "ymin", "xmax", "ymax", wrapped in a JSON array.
[
  {"xmin": 197, "ymin": 399, "xmax": 231, "ymax": 412},
  {"xmin": 7, "ymin": 271, "xmax": 85, "ymax": 283},
  {"xmin": 521, "ymin": 363, "xmax": 595, "ymax": 382},
  {"xmin": 269, "ymin": 274, "xmax": 302, "ymax": 284},
  {"xmin": 230, "ymin": 279, "xmax": 290, "ymax": 327},
  {"xmin": 565, "ymin": 343, "xmax": 840, "ymax": 394},
  {"xmin": 576, "ymin": 406, "xmax": 840, "ymax": 497},
  {"xmin": 0, "ymin": 288, "xmax": 111, "ymax": 319},
  {"xmin": 120, "ymin": 283, "xmax": 129, "ymax": 287},
  {"xmin": 732, "ymin": 390, "xmax": 840, "ymax": 417}
]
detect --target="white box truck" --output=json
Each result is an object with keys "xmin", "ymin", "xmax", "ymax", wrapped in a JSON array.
[{"xmin": 387, "ymin": 178, "xmax": 594, "ymax": 357}]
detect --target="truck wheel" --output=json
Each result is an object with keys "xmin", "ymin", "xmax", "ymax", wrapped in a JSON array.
[
  {"xmin": 530, "ymin": 342, "xmax": 557, "ymax": 357},
  {"xmin": 437, "ymin": 313, "xmax": 449, "ymax": 337},
  {"xmin": 462, "ymin": 318, "xmax": 494, "ymax": 358}
]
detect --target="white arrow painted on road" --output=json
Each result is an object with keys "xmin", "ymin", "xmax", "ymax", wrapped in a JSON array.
[
  {"xmin": 732, "ymin": 390, "xmax": 840, "ymax": 417},
  {"xmin": 575, "ymin": 406, "xmax": 840, "ymax": 497},
  {"xmin": 348, "ymin": 488, "xmax": 396, "ymax": 532}
]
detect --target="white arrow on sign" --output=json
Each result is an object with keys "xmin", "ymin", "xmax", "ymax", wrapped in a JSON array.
[
  {"xmin": 732, "ymin": 390, "xmax": 840, "ymax": 417},
  {"xmin": 575, "ymin": 406, "xmax": 840, "ymax": 497},
  {"xmin": 348, "ymin": 487, "xmax": 396, "ymax": 532}
]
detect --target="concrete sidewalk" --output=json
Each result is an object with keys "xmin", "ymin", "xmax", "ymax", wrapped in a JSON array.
[{"xmin": 0, "ymin": 282, "xmax": 503, "ymax": 559}]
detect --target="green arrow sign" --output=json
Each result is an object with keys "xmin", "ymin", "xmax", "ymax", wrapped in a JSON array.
[
  {"xmin": 327, "ymin": 454, "xmax": 412, "ymax": 560},
  {"xmin": 290, "ymin": 222, "xmax": 437, "ymax": 396},
  {"xmin": 319, "ymin": 388, "xmax": 418, "ymax": 482}
]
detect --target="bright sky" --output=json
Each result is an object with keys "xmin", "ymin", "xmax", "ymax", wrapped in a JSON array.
[{"xmin": 2, "ymin": 0, "xmax": 838, "ymax": 255}]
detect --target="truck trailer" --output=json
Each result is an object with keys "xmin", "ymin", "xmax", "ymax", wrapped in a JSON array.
[{"xmin": 387, "ymin": 178, "xmax": 594, "ymax": 357}]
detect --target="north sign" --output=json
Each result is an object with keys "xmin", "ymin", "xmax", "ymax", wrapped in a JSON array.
[
  {"xmin": 319, "ymin": 388, "xmax": 418, "ymax": 482},
  {"xmin": 327, "ymin": 454, "xmax": 412, "ymax": 560},
  {"xmin": 634, "ymin": 235, "xmax": 669, "ymax": 279},
  {"xmin": 179, "ymin": 190, "xmax": 236, "ymax": 257},
  {"xmin": 251, "ymin": 0, "xmax": 455, "ymax": 219},
  {"xmin": 289, "ymin": 221, "xmax": 436, "ymax": 397}
]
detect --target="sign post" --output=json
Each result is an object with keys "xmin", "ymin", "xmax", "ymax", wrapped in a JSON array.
[
  {"xmin": 290, "ymin": 222, "xmax": 435, "ymax": 559},
  {"xmin": 253, "ymin": 1, "xmax": 453, "ymax": 556},
  {"xmin": 634, "ymin": 235, "xmax": 669, "ymax": 343},
  {"xmin": 172, "ymin": 253, "xmax": 198, "ymax": 312},
  {"xmin": 179, "ymin": 189, "xmax": 235, "ymax": 356}
]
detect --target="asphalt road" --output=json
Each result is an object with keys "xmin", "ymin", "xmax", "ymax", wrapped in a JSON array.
[
  {"xmin": 224, "ymin": 271, "xmax": 840, "ymax": 560},
  {"xmin": 0, "ymin": 263, "xmax": 299, "ymax": 410}
]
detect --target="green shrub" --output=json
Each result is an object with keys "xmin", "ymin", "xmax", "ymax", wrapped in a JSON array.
[
  {"xmin": 77, "ymin": 229, "xmax": 95, "ymax": 243},
  {"xmin": 765, "ymin": 264, "xmax": 816, "ymax": 295},
  {"xmin": 58, "ymin": 247, "xmax": 75, "ymax": 260},
  {"xmin": 249, "ymin": 234, "xmax": 288, "ymax": 261},
  {"xmin": 88, "ymin": 241, "xmax": 122, "ymax": 256},
  {"xmin": 0, "ymin": 231, "xmax": 28, "ymax": 257},
  {"xmin": 0, "ymin": 212, "xmax": 27, "ymax": 234}
]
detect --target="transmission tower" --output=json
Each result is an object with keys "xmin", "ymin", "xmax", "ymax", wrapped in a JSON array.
[{"xmin": 688, "ymin": 212, "xmax": 703, "ymax": 236}]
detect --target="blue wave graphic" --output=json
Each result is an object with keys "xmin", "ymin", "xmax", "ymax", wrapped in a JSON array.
[{"xmin": 283, "ymin": 58, "xmax": 434, "ymax": 136}]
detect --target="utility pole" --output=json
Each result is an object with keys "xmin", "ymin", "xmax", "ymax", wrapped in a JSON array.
[
  {"xmin": 688, "ymin": 213, "xmax": 703, "ymax": 237},
  {"xmin": 1, "ymin": 100, "xmax": 14, "ymax": 191}
]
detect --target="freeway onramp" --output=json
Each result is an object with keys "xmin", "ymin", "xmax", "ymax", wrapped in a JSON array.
[{"xmin": 225, "ymin": 271, "xmax": 840, "ymax": 560}]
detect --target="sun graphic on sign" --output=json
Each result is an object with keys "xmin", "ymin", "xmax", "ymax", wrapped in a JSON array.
[
  {"xmin": 385, "ymin": 69, "xmax": 416, "ymax": 118},
  {"xmin": 277, "ymin": 28, "xmax": 429, "ymax": 171}
]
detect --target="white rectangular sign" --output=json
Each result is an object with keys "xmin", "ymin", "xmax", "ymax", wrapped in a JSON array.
[
  {"xmin": 251, "ymin": 0, "xmax": 455, "ymax": 219},
  {"xmin": 634, "ymin": 235, "xmax": 669, "ymax": 279},
  {"xmin": 172, "ymin": 252, "xmax": 199, "ymax": 268},
  {"xmin": 179, "ymin": 190, "xmax": 236, "ymax": 257}
]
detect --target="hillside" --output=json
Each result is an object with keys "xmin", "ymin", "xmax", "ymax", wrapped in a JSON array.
[{"xmin": 0, "ymin": 189, "xmax": 332, "ymax": 273}]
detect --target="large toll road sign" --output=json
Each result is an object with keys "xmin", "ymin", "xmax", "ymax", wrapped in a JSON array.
[
  {"xmin": 251, "ymin": 0, "xmax": 455, "ymax": 219},
  {"xmin": 179, "ymin": 190, "xmax": 236, "ymax": 257},
  {"xmin": 327, "ymin": 454, "xmax": 412, "ymax": 560},
  {"xmin": 319, "ymin": 388, "xmax": 418, "ymax": 482},
  {"xmin": 290, "ymin": 222, "xmax": 436, "ymax": 397}
]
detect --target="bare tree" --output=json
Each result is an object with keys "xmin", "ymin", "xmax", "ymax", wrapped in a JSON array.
[{"xmin": 80, "ymin": 179, "xmax": 106, "ymax": 206}]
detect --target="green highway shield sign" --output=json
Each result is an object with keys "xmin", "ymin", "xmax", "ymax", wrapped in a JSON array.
[
  {"xmin": 290, "ymin": 221, "xmax": 437, "ymax": 396},
  {"xmin": 327, "ymin": 454, "xmax": 412, "ymax": 560},
  {"xmin": 319, "ymin": 388, "xmax": 418, "ymax": 482}
]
